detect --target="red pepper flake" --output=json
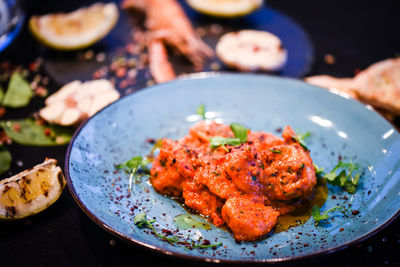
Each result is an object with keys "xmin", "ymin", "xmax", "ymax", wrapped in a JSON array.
[
  {"xmin": 119, "ymin": 79, "xmax": 129, "ymax": 89},
  {"xmin": 13, "ymin": 123, "xmax": 21, "ymax": 132},
  {"xmin": 146, "ymin": 138, "xmax": 156, "ymax": 144},
  {"xmin": 29, "ymin": 61, "xmax": 39, "ymax": 72},
  {"xmin": 35, "ymin": 119, "xmax": 46, "ymax": 126},
  {"xmin": 339, "ymin": 228, "xmax": 344, "ymax": 232},
  {"xmin": 43, "ymin": 128, "xmax": 52, "ymax": 136},
  {"xmin": 0, "ymin": 107, "xmax": 6, "ymax": 118},
  {"xmin": 125, "ymin": 43, "xmax": 136, "ymax": 55},
  {"xmin": 253, "ymin": 45, "xmax": 260, "ymax": 52},
  {"xmin": 351, "ymin": 210, "xmax": 360, "ymax": 215},
  {"xmin": 0, "ymin": 61, "xmax": 10, "ymax": 70},
  {"xmin": 116, "ymin": 67, "xmax": 127, "ymax": 78},
  {"xmin": 35, "ymin": 86, "xmax": 48, "ymax": 97},
  {"xmin": 0, "ymin": 130, "xmax": 11, "ymax": 145},
  {"xmin": 324, "ymin": 54, "xmax": 336, "ymax": 65}
]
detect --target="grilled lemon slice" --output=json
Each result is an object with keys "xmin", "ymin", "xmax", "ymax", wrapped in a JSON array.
[
  {"xmin": 0, "ymin": 158, "xmax": 66, "ymax": 220},
  {"xmin": 29, "ymin": 3, "xmax": 119, "ymax": 50},
  {"xmin": 186, "ymin": 0, "xmax": 263, "ymax": 17}
]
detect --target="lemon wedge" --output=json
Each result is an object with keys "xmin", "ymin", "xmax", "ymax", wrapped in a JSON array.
[
  {"xmin": 0, "ymin": 158, "xmax": 66, "ymax": 220},
  {"xmin": 186, "ymin": 0, "xmax": 263, "ymax": 17},
  {"xmin": 29, "ymin": 3, "xmax": 119, "ymax": 50}
]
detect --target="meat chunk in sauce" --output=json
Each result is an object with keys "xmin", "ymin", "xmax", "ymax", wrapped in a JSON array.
[
  {"xmin": 150, "ymin": 121, "xmax": 316, "ymax": 241},
  {"xmin": 222, "ymin": 196, "xmax": 279, "ymax": 242}
]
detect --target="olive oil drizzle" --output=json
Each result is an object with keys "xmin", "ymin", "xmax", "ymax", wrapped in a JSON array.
[{"xmin": 275, "ymin": 179, "xmax": 328, "ymax": 232}]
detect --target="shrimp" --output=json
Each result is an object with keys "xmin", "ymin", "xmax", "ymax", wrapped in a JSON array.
[{"xmin": 122, "ymin": 0, "xmax": 214, "ymax": 83}]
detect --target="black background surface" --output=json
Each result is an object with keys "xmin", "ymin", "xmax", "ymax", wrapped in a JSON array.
[{"xmin": 1, "ymin": 0, "xmax": 400, "ymax": 266}]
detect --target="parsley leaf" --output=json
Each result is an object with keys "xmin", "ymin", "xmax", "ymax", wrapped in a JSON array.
[
  {"xmin": 230, "ymin": 123, "xmax": 247, "ymax": 143},
  {"xmin": 323, "ymin": 161, "xmax": 360, "ymax": 194},
  {"xmin": 312, "ymin": 205, "xmax": 343, "ymax": 226},
  {"xmin": 116, "ymin": 155, "xmax": 143, "ymax": 174},
  {"xmin": 196, "ymin": 104, "xmax": 206, "ymax": 119},
  {"xmin": 292, "ymin": 130, "xmax": 311, "ymax": 151},
  {"xmin": 115, "ymin": 155, "xmax": 150, "ymax": 189},
  {"xmin": 210, "ymin": 123, "xmax": 248, "ymax": 151}
]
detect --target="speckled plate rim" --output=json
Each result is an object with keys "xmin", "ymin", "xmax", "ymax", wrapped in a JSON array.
[{"xmin": 65, "ymin": 73, "xmax": 400, "ymax": 264}]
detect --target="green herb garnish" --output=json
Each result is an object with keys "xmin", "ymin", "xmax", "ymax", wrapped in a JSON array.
[
  {"xmin": 323, "ymin": 161, "xmax": 360, "ymax": 194},
  {"xmin": 192, "ymin": 242, "xmax": 223, "ymax": 249},
  {"xmin": 196, "ymin": 104, "xmax": 206, "ymax": 119},
  {"xmin": 116, "ymin": 155, "xmax": 150, "ymax": 189},
  {"xmin": 269, "ymin": 149, "xmax": 281, "ymax": 154},
  {"xmin": 230, "ymin": 123, "xmax": 247, "ymax": 142},
  {"xmin": 134, "ymin": 212, "xmax": 179, "ymax": 244},
  {"xmin": 0, "ymin": 145, "xmax": 12, "ymax": 175},
  {"xmin": 116, "ymin": 155, "xmax": 143, "ymax": 174},
  {"xmin": 0, "ymin": 119, "xmax": 73, "ymax": 146},
  {"xmin": 312, "ymin": 205, "xmax": 343, "ymax": 226},
  {"xmin": 292, "ymin": 130, "xmax": 311, "ymax": 151},
  {"xmin": 210, "ymin": 123, "xmax": 248, "ymax": 151},
  {"xmin": 2, "ymin": 72, "xmax": 33, "ymax": 108},
  {"xmin": 134, "ymin": 212, "xmax": 222, "ymax": 249}
]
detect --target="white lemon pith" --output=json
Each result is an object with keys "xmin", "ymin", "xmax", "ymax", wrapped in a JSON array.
[
  {"xmin": 0, "ymin": 159, "xmax": 66, "ymax": 220},
  {"xmin": 186, "ymin": 0, "xmax": 263, "ymax": 17},
  {"xmin": 29, "ymin": 3, "xmax": 119, "ymax": 50},
  {"xmin": 216, "ymin": 30, "xmax": 288, "ymax": 72}
]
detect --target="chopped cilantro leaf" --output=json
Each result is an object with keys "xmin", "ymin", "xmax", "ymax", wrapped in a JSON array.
[
  {"xmin": 292, "ymin": 130, "xmax": 311, "ymax": 151},
  {"xmin": 230, "ymin": 123, "xmax": 247, "ymax": 143},
  {"xmin": 116, "ymin": 155, "xmax": 143, "ymax": 174},
  {"xmin": 210, "ymin": 123, "xmax": 248, "ymax": 151},
  {"xmin": 134, "ymin": 212, "xmax": 178, "ymax": 243},
  {"xmin": 323, "ymin": 161, "xmax": 361, "ymax": 194},
  {"xmin": 115, "ymin": 155, "xmax": 150, "ymax": 189},
  {"xmin": 196, "ymin": 104, "xmax": 206, "ymax": 119},
  {"xmin": 312, "ymin": 205, "xmax": 343, "ymax": 226}
]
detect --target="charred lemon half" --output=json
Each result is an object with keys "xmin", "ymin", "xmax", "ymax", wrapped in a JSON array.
[{"xmin": 0, "ymin": 158, "xmax": 66, "ymax": 220}]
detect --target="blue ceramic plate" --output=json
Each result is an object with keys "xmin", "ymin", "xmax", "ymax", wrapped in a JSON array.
[{"xmin": 66, "ymin": 74, "xmax": 400, "ymax": 263}]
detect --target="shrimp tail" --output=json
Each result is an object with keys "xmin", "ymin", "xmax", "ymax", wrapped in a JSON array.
[{"xmin": 148, "ymin": 38, "xmax": 176, "ymax": 83}]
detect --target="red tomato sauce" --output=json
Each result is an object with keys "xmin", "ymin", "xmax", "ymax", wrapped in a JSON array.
[{"xmin": 150, "ymin": 121, "xmax": 316, "ymax": 241}]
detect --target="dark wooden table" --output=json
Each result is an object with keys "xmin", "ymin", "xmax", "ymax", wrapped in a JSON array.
[{"xmin": 1, "ymin": 0, "xmax": 399, "ymax": 266}]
